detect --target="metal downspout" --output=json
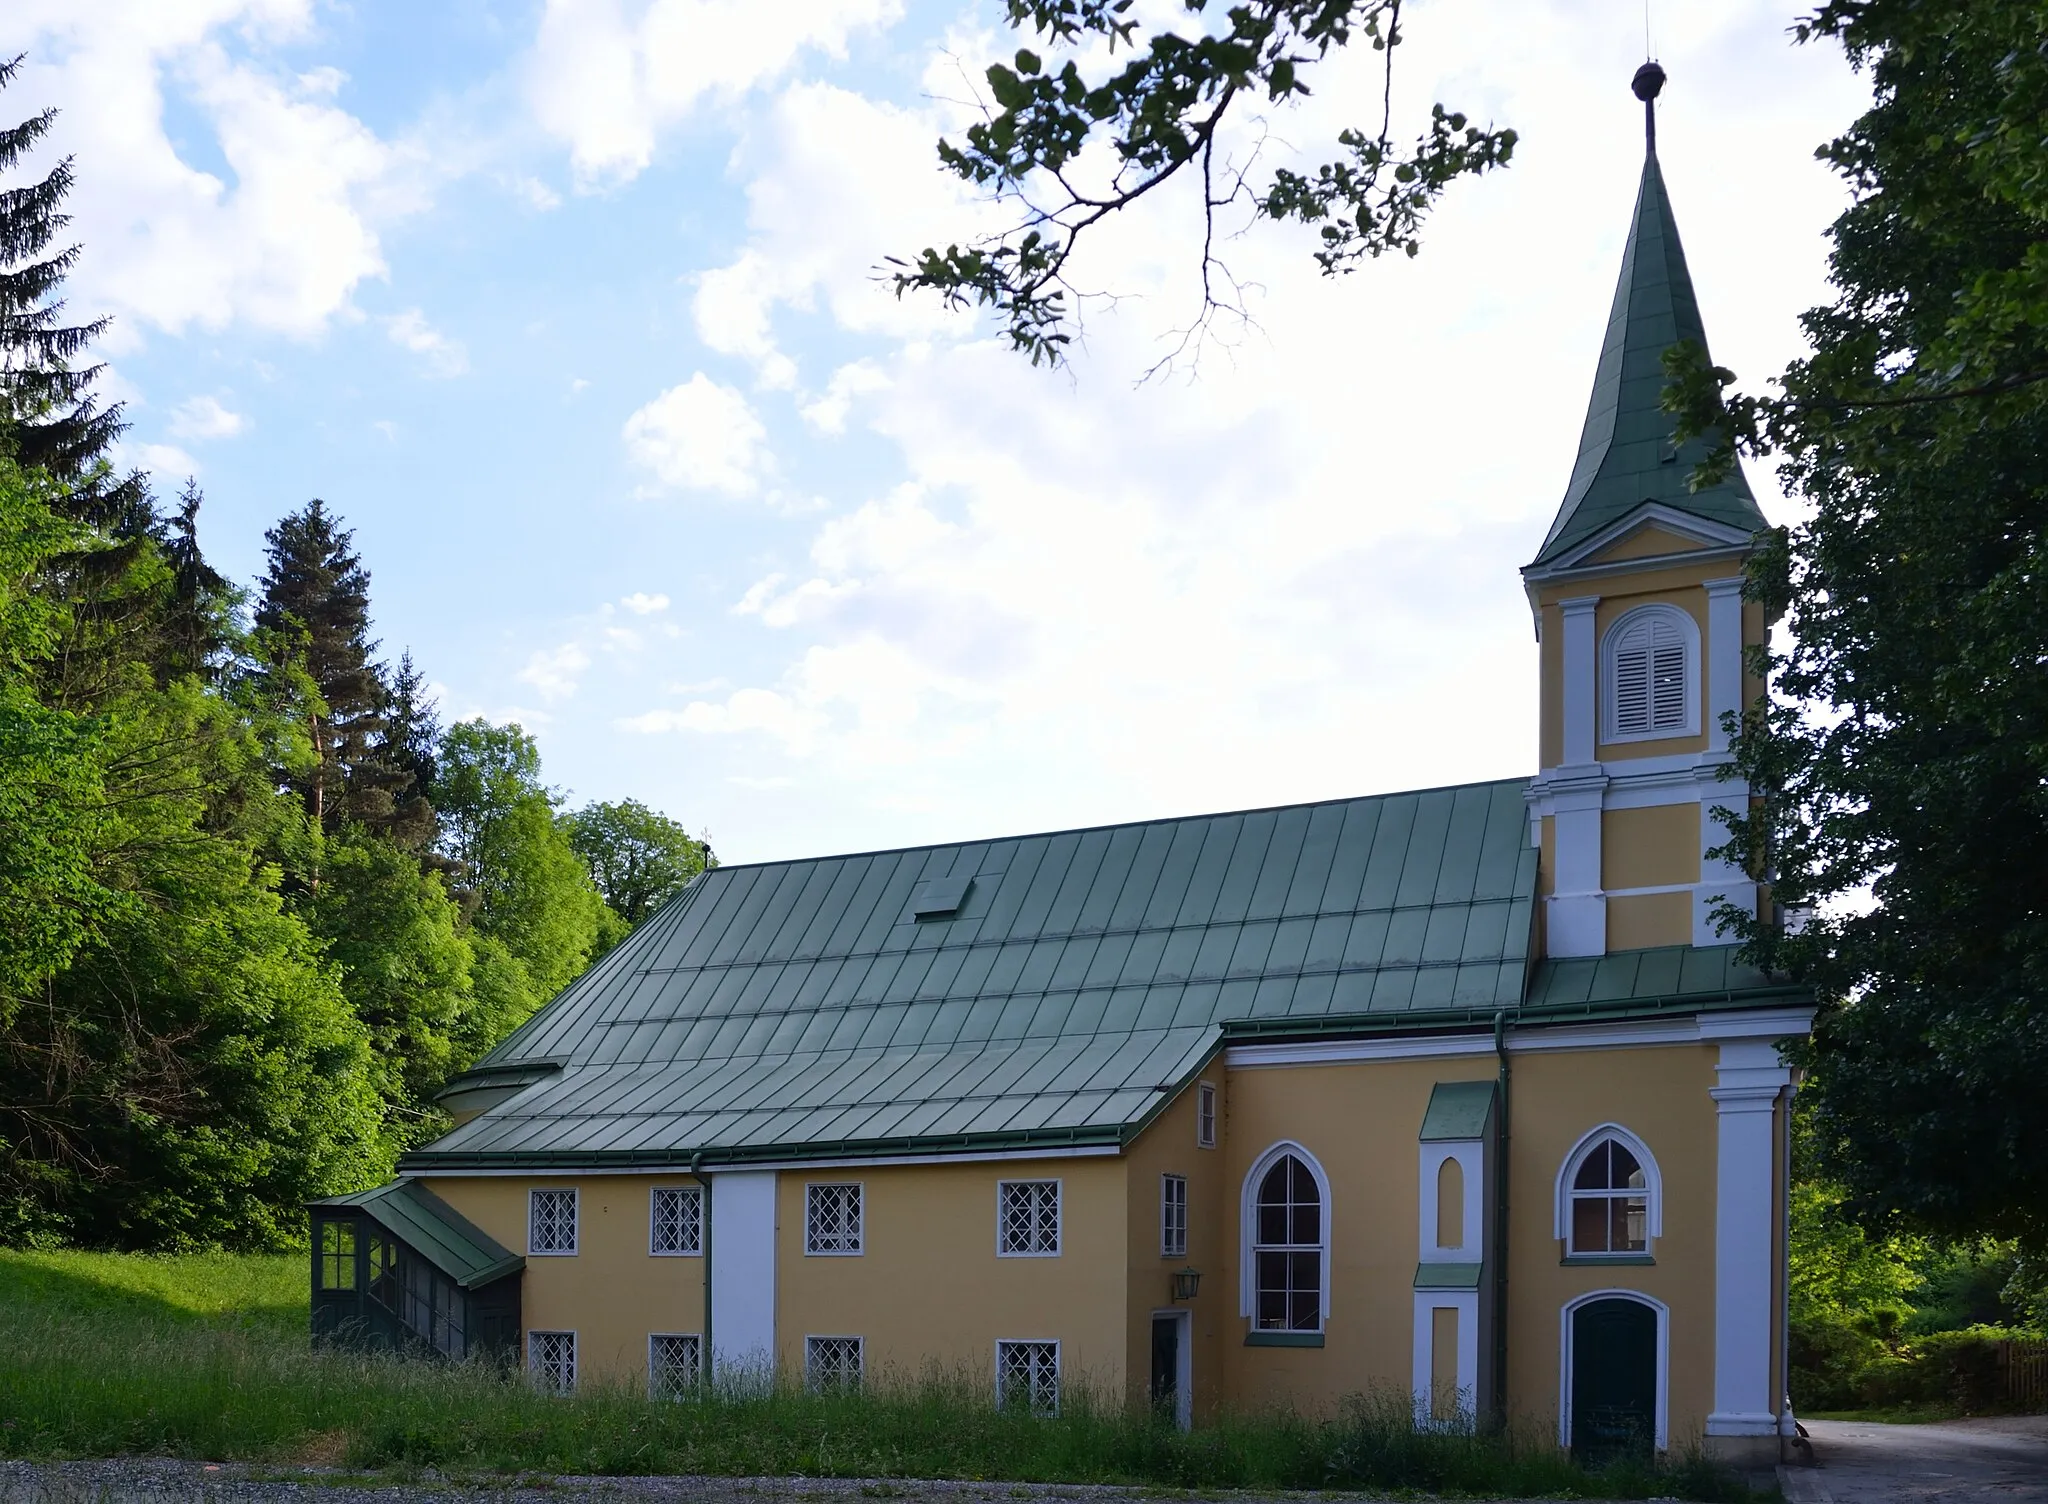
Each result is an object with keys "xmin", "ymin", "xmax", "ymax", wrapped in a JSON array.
[
  {"xmin": 691, "ymin": 1151, "xmax": 712, "ymax": 1388},
  {"xmin": 1492, "ymin": 1009, "xmax": 1513, "ymax": 1428}
]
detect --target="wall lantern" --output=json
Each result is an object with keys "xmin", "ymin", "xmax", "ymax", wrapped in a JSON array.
[{"xmin": 1171, "ymin": 1266, "xmax": 1202, "ymax": 1302}]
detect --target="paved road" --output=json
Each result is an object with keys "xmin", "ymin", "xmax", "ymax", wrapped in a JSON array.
[{"xmin": 1788, "ymin": 1416, "xmax": 2048, "ymax": 1503}]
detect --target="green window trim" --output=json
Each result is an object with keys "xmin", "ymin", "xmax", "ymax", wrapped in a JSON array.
[
  {"xmin": 1561, "ymin": 1252, "xmax": 1656, "ymax": 1267},
  {"xmin": 1244, "ymin": 1330, "xmax": 1325, "ymax": 1348}
]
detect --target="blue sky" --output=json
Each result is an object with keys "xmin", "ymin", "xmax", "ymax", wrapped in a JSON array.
[{"xmin": 12, "ymin": 1, "xmax": 1869, "ymax": 863}]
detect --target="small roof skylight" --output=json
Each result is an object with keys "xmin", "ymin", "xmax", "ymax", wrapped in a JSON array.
[{"xmin": 909, "ymin": 875, "xmax": 975, "ymax": 921}]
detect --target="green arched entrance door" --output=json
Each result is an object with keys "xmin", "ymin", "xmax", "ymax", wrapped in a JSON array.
[{"xmin": 1570, "ymin": 1297, "xmax": 1657, "ymax": 1462}]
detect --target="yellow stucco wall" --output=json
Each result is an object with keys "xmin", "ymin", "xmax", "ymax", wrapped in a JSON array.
[
  {"xmin": 772, "ymin": 1155, "xmax": 1130, "ymax": 1398},
  {"xmin": 1121, "ymin": 1056, "xmax": 1227, "ymax": 1416},
  {"xmin": 1503, "ymin": 1044, "xmax": 1720, "ymax": 1447},
  {"xmin": 1602, "ymin": 804, "xmax": 1701, "ymax": 892},
  {"xmin": 1218, "ymin": 1056, "xmax": 1497, "ymax": 1412},
  {"xmin": 428, "ymin": 1173, "xmax": 708, "ymax": 1388}
]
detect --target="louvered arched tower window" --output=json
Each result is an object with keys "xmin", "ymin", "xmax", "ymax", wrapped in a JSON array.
[{"xmin": 1601, "ymin": 605, "xmax": 1699, "ymax": 742}]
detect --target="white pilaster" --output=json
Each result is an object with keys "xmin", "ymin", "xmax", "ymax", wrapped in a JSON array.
[
  {"xmin": 1546, "ymin": 771, "xmax": 1609, "ymax": 957},
  {"xmin": 1703, "ymin": 577, "xmax": 1744, "ymax": 753},
  {"xmin": 1708, "ymin": 1041, "xmax": 1791, "ymax": 1439},
  {"xmin": 1560, "ymin": 596, "xmax": 1599, "ymax": 764},
  {"xmin": 1693, "ymin": 762, "xmax": 1754, "ymax": 947},
  {"xmin": 710, "ymin": 1170, "xmax": 778, "ymax": 1382}
]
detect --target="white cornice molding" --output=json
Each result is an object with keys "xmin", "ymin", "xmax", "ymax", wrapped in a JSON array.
[
  {"xmin": 1226, "ymin": 1011, "xmax": 1769, "ymax": 1070},
  {"xmin": 1523, "ymin": 503, "xmax": 1757, "ymax": 590},
  {"xmin": 402, "ymin": 1143, "xmax": 1123, "ymax": 1177}
]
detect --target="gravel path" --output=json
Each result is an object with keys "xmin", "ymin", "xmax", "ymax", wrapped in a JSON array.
[{"xmin": 1785, "ymin": 1416, "xmax": 2048, "ymax": 1503}]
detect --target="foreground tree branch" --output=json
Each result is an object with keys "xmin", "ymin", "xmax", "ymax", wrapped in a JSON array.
[{"xmin": 888, "ymin": 0, "xmax": 1515, "ymax": 368}]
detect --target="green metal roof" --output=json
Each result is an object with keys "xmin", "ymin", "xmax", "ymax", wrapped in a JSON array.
[
  {"xmin": 401, "ymin": 780, "xmax": 1806, "ymax": 1174},
  {"xmin": 1419, "ymin": 1080, "xmax": 1497, "ymax": 1141},
  {"xmin": 405, "ymin": 779, "xmax": 1539, "ymax": 1171},
  {"xmin": 311, "ymin": 1179, "xmax": 523, "ymax": 1288},
  {"xmin": 1522, "ymin": 942, "xmax": 1802, "ymax": 1014},
  {"xmin": 1530, "ymin": 150, "xmax": 1768, "ymax": 567}
]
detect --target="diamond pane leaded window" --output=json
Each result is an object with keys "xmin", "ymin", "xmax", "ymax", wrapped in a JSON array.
[
  {"xmin": 806, "ymin": 1183, "xmax": 863, "ymax": 1254},
  {"xmin": 529, "ymin": 1188, "xmax": 577, "ymax": 1254},
  {"xmin": 1161, "ymin": 1174, "xmax": 1188, "ymax": 1258},
  {"xmin": 1253, "ymin": 1154, "xmax": 1323, "ymax": 1331},
  {"xmin": 1570, "ymin": 1138, "xmax": 1650, "ymax": 1254},
  {"xmin": 649, "ymin": 1333, "xmax": 701, "ymax": 1399},
  {"xmin": 805, "ymin": 1335, "xmax": 864, "ymax": 1391},
  {"xmin": 998, "ymin": 1180, "xmax": 1060, "ymax": 1256},
  {"xmin": 996, "ymin": 1339, "xmax": 1060, "ymax": 1413},
  {"xmin": 651, "ymin": 1186, "xmax": 702, "ymax": 1255},
  {"xmin": 529, "ymin": 1330, "xmax": 576, "ymax": 1394}
]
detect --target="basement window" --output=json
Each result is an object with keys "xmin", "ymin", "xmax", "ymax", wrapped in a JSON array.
[
  {"xmin": 529, "ymin": 1330, "xmax": 576, "ymax": 1394},
  {"xmin": 649, "ymin": 1333, "xmax": 701, "ymax": 1400},
  {"xmin": 805, "ymin": 1335, "xmax": 865, "ymax": 1392},
  {"xmin": 996, "ymin": 1339, "xmax": 1061, "ymax": 1413}
]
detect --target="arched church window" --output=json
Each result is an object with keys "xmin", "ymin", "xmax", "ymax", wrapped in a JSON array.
[
  {"xmin": 1601, "ymin": 605, "xmax": 1698, "ymax": 741},
  {"xmin": 1556, "ymin": 1125, "xmax": 1663, "ymax": 1256},
  {"xmin": 1252, "ymin": 1152, "xmax": 1324, "ymax": 1331}
]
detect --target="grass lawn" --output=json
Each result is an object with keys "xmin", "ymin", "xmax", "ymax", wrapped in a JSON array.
[{"xmin": 0, "ymin": 1250, "xmax": 1768, "ymax": 1500}]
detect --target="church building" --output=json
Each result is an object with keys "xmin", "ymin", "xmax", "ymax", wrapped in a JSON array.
[{"xmin": 311, "ymin": 69, "xmax": 1808, "ymax": 1466}]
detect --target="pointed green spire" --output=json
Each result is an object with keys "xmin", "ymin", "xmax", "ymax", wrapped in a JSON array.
[{"xmin": 1530, "ymin": 102, "xmax": 1767, "ymax": 567}]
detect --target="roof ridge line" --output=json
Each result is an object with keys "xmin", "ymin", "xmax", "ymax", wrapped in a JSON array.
[{"xmin": 698, "ymin": 774, "xmax": 1533, "ymax": 874}]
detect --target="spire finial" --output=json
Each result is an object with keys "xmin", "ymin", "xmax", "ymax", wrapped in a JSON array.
[{"xmin": 1631, "ymin": 61, "xmax": 1666, "ymax": 154}]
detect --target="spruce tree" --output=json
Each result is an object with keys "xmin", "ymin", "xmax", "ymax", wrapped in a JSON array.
[
  {"xmin": 255, "ymin": 499, "xmax": 407, "ymax": 835},
  {"xmin": 375, "ymin": 649, "xmax": 441, "ymax": 851},
  {"xmin": 0, "ymin": 56, "xmax": 146, "ymax": 532}
]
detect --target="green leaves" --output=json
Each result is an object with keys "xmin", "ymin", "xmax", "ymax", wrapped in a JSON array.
[
  {"xmin": 890, "ymin": 0, "xmax": 1514, "ymax": 368},
  {"xmin": 1694, "ymin": 0, "xmax": 2048, "ymax": 1248}
]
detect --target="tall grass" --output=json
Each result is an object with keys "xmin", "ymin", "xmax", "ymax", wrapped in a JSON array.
[{"xmin": 0, "ymin": 1252, "xmax": 1762, "ymax": 1499}]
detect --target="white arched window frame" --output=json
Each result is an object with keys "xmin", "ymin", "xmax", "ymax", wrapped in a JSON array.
[
  {"xmin": 1558, "ymin": 1289, "xmax": 1670, "ymax": 1452},
  {"xmin": 1600, "ymin": 604, "xmax": 1700, "ymax": 742},
  {"xmin": 1238, "ymin": 1140, "xmax": 1333, "ymax": 1331},
  {"xmin": 1554, "ymin": 1124, "xmax": 1664, "ymax": 1249}
]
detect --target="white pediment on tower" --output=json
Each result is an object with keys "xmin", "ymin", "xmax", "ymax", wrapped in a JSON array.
[{"xmin": 1526, "ymin": 503, "xmax": 1757, "ymax": 585}]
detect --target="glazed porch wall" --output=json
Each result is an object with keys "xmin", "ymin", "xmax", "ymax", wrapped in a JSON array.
[
  {"xmin": 1504, "ymin": 1043, "xmax": 1720, "ymax": 1448},
  {"xmin": 428, "ymin": 1173, "xmax": 707, "ymax": 1388},
  {"xmin": 772, "ymin": 1155, "xmax": 1129, "ymax": 1398},
  {"xmin": 1219, "ymin": 1055, "xmax": 1497, "ymax": 1413},
  {"xmin": 1121, "ymin": 1056, "xmax": 1227, "ymax": 1418}
]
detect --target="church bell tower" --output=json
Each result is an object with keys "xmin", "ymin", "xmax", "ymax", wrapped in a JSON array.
[{"xmin": 1523, "ymin": 64, "xmax": 1771, "ymax": 959}]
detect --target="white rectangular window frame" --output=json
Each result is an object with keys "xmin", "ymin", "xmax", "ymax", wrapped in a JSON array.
[
  {"xmin": 648, "ymin": 1332, "xmax": 701, "ymax": 1400},
  {"xmin": 650, "ymin": 1185, "xmax": 703, "ymax": 1256},
  {"xmin": 528, "ymin": 1187, "xmax": 578, "ymax": 1256},
  {"xmin": 804, "ymin": 1334, "xmax": 865, "ymax": 1391},
  {"xmin": 529, "ymin": 1329, "xmax": 576, "ymax": 1394},
  {"xmin": 995, "ymin": 1338, "xmax": 1061, "ymax": 1414},
  {"xmin": 1160, "ymin": 1174, "xmax": 1189, "ymax": 1259},
  {"xmin": 805, "ymin": 1182, "xmax": 864, "ymax": 1255},
  {"xmin": 997, "ymin": 1179, "xmax": 1061, "ymax": 1257},
  {"xmin": 1196, "ymin": 1082, "xmax": 1217, "ymax": 1148}
]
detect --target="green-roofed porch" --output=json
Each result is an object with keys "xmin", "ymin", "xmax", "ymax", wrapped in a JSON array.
[{"xmin": 309, "ymin": 1180, "xmax": 522, "ymax": 1359}]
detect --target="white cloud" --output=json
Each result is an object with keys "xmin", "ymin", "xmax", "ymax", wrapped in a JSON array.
[
  {"xmin": 384, "ymin": 309, "xmax": 470, "ymax": 377},
  {"xmin": 622, "ymin": 373, "xmax": 769, "ymax": 495},
  {"xmin": 168, "ymin": 393, "xmax": 248, "ymax": 440},
  {"xmin": 621, "ymin": 592, "xmax": 671, "ymax": 614},
  {"xmin": 800, "ymin": 359, "xmax": 889, "ymax": 434},
  {"xmin": 526, "ymin": 0, "xmax": 905, "ymax": 186},
  {"xmin": 520, "ymin": 642, "xmax": 592, "ymax": 701},
  {"xmin": 134, "ymin": 441, "xmax": 200, "ymax": 478},
  {"xmin": 13, "ymin": 3, "xmax": 411, "ymax": 343},
  {"xmin": 617, "ymin": 686, "xmax": 824, "ymax": 750}
]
